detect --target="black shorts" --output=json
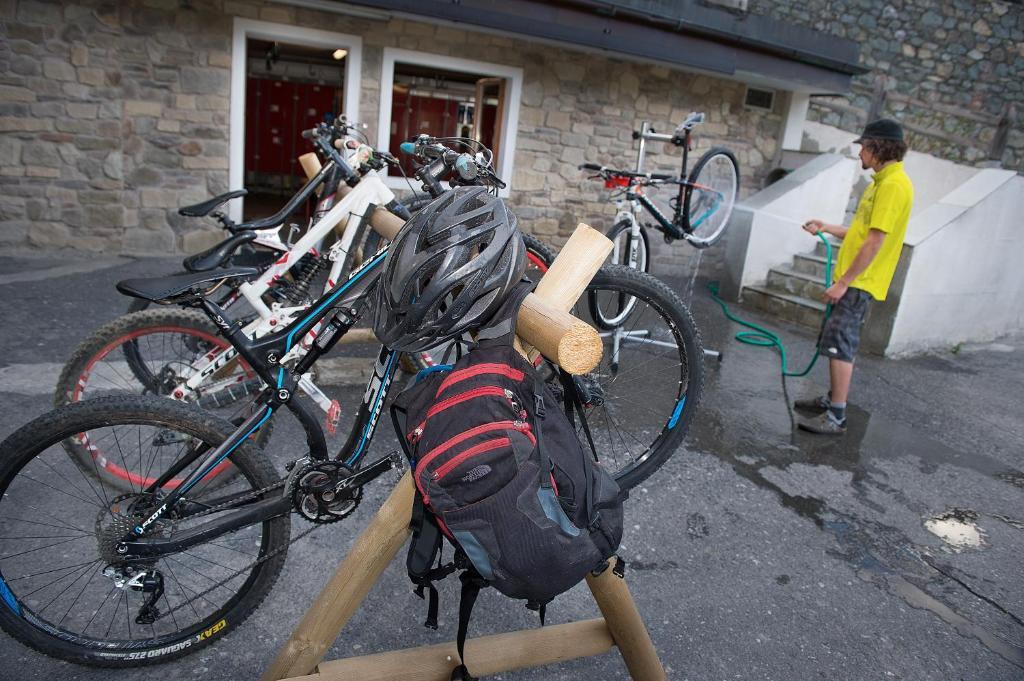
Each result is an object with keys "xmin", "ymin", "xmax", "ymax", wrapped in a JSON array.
[{"xmin": 818, "ymin": 287, "xmax": 871, "ymax": 362}]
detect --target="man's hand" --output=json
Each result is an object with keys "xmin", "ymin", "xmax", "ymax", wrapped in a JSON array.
[
  {"xmin": 802, "ymin": 219, "xmax": 826, "ymax": 236},
  {"xmin": 823, "ymin": 280, "xmax": 848, "ymax": 305}
]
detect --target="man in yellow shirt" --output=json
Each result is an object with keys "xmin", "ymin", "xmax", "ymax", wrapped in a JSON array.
[{"xmin": 795, "ymin": 119, "xmax": 914, "ymax": 434}]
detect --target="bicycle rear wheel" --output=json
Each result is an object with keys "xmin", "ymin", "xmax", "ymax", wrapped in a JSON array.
[
  {"xmin": 684, "ymin": 147, "xmax": 739, "ymax": 248},
  {"xmin": 568, "ymin": 265, "xmax": 704, "ymax": 490},
  {"xmin": 0, "ymin": 396, "xmax": 289, "ymax": 666}
]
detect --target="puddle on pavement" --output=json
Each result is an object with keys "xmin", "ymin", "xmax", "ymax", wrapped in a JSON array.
[
  {"xmin": 685, "ymin": 404, "xmax": 1024, "ymax": 670},
  {"xmin": 924, "ymin": 509, "xmax": 988, "ymax": 551}
]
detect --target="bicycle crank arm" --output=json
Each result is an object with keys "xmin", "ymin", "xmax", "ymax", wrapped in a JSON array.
[
  {"xmin": 118, "ymin": 495, "xmax": 292, "ymax": 561},
  {"xmin": 334, "ymin": 450, "xmax": 403, "ymax": 492}
]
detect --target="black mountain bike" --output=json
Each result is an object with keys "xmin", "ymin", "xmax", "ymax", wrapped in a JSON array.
[
  {"xmin": 0, "ymin": 138, "xmax": 703, "ymax": 666},
  {"xmin": 581, "ymin": 111, "xmax": 739, "ymax": 328}
]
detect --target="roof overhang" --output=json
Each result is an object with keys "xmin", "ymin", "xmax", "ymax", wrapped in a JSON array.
[{"xmin": 296, "ymin": 0, "xmax": 865, "ymax": 94}]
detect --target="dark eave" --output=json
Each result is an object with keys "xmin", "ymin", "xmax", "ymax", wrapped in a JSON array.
[{"xmin": 336, "ymin": 0, "xmax": 866, "ymax": 93}]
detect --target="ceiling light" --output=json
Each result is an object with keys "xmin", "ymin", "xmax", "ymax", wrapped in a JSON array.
[{"xmin": 333, "ymin": 49, "xmax": 347, "ymax": 60}]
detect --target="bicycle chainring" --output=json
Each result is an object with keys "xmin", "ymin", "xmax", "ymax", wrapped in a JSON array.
[{"xmin": 289, "ymin": 461, "xmax": 363, "ymax": 524}]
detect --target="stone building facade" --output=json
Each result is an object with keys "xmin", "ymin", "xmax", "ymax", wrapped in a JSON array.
[
  {"xmin": 754, "ymin": 0, "xmax": 1024, "ymax": 171},
  {"xmin": 0, "ymin": 0, "xmax": 786, "ymax": 270}
]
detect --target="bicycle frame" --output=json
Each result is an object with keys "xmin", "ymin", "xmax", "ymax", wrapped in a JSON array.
[
  {"xmin": 118, "ymin": 245, "xmax": 402, "ymax": 559},
  {"xmin": 169, "ymin": 164, "xmax": 399, "ymax": 416}
]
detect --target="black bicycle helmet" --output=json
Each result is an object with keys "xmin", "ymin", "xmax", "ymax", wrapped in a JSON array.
[{"xmin": 373, "ymin": 186, "xmax": 526, "ymax": 352}]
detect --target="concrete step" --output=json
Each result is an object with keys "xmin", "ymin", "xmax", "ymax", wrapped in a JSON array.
[
  {"xmin": 792, "ymin": 253, "xmax": 833, "ymax": 279},
  {"xmin": 766, "ymin": 266, "xmax": 828, "ymax": 300},
  {"xmin": 741, "ymin": 284, "xmax": 828, "ymax": 329},
  {"xmin": 813, "ymin": 237, "xmax": 843, "ymax": 259}
]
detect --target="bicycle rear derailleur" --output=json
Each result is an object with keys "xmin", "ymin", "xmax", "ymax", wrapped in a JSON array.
[{"xmin": 288, "ymin": 451, "xmax": 403, "ymax": 524}]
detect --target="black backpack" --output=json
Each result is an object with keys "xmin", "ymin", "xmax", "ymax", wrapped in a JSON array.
[{"xmin": 391, "ymin": 282, "xmax": 625, "ymax": 680}]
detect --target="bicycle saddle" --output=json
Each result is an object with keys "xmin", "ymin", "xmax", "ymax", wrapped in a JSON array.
[
  {"xmin": 183, "ymin": 231, "xmax": 257, "ymax": 272},
  {"xmin": 178, "ymin": 189, "xmax": 248, "ymax": 218},
  {"xmin": 116, "ymin": 267, "xmax": 260, "ymax": 304}
]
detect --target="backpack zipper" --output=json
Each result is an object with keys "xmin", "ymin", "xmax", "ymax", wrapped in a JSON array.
[
  {"xmin": 408, "ymin": 387, "xmax": 526, "ymax": 443},
  {"xmin": 432, "ymin": 436, "xmax": 511, "ymax": 481},
  {"xmin": 434, "ymin": 363, "xmax": 525, "ymax": 397},
  {"xmin": 417, "ymin": 420, "xmax": 535, "ymax": 493}
]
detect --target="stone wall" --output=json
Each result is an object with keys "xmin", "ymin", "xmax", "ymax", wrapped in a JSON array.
[
  {"xmin": 0, "ymin": 0, "xmax": 781, "ymax": 279},
  {"xmin": 750, "ymin": 0, "xmax": 1024, "ymax": 172}
]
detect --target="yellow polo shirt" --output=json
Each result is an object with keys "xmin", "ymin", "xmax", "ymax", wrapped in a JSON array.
[{"xmin": 835, "ymin": 161, "xmax": 914, "ymax": 301}]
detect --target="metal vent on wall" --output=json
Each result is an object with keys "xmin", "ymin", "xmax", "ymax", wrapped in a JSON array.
[{"xmin": 744, "ymin": 86, "xmax": 775, "ymax": 111}]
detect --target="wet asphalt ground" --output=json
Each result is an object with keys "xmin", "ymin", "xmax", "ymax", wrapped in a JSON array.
[{"xmin": 0, "ymin": 252, "xmax": 1021, "ymax": 680}]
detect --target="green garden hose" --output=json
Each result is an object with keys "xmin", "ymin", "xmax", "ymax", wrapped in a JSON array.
[{"xmin": 708, "ymin": 233, "xmax": 833, "ymax": 377}]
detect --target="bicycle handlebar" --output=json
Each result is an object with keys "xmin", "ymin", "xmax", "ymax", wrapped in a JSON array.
[{"xmin": 399, "ymin": 135, "xmax": 504, "ymax": 197}]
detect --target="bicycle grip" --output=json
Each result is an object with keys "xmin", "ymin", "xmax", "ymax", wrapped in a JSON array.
[
  {"xmin": 580, "ymin": 163, "xmax": 602, "ymax": 171},
  {"xmin": 301, "ymin": 128, "xmax": 316, "ymax": 140}
]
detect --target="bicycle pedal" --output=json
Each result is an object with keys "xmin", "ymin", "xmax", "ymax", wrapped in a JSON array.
[{"xmin": 325, "ymin": 399, "xmax": 341, "ymax": 435}]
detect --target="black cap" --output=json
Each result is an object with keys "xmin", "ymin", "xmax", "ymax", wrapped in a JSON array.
[{"xmin": 854, "ymin": 118, "xmax": 904, "ymax": 143}]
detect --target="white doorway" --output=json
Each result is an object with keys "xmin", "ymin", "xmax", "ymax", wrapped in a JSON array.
[{"xmin": 229, "ymin": 19, "xmax": 362, "ymax": 222}]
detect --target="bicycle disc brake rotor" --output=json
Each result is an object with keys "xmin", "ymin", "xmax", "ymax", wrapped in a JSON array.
[{"xmin": 290, "ymin": 461, "xmax": 363, "ymax": 523}]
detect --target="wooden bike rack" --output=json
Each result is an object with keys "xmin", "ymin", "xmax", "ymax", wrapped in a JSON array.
[{"xmin": 262, "ymin": 210, "xmax": 667, "ymax": 680}]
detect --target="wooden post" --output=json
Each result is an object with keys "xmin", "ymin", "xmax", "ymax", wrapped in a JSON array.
[
  {"xmin": 304, "ymin": 619, "xmax": 614, "ymax": 681},
  {"xmin": 298, "ymin": 152, "xmax": 323, "ymax": 182},
  {"xmin": 264, "ymin": 225, "xmax": 664, "ymax": 681},
  {"xmin": 261, "ymin": 473, "xmax": 416, "ymax": 681},
  {"xmin": 587, "ymin": 564, "xmax": 666, "ymax": 681},
  {"xmin": 519, "ymin": 223, "xmax": 612, "ymax": 363}
]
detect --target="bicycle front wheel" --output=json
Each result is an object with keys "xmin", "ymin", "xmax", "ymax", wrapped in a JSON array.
[
  {"xmin": 0, "ymin": 396, "xmax": 289, "ymax": 666},
  {"xmin": 684, "ymin": 147, "xmax": 739, "ymax": 248},
  {"xmin": 55, "ymin": 309, "xmax": 269, "ymax": 490},
  {"xmin": 588, "ymin": 220, "xmax": 650, "ymax": 330},
  {"xmin": 570, "ymin": 264, "xmax": 704, "ymax": 491}
]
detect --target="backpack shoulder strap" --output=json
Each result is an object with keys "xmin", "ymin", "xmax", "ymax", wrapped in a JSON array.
[
  {"xmin": 407, "ymin": 494, "xmax": 456, "ymax": 629},
  {"xmin": 450, "ymin": 569, "xmax": 487, "ymax": 681},
  {"xmin": 474, "ymin": 278, "xmax": 534, "ymax": 349}
]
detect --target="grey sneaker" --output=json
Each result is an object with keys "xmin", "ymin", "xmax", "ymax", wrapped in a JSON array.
[
  {"xmin": 794, "ymin": 395, "xmax": 830, "ymax": 414},
  {"xmin": 798, "ymin": 411, "xmax": 847, "ymax": 435}
]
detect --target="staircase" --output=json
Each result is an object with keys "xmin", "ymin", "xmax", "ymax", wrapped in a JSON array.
[{"xmin": 741, "ymin": 237, "xmax": 841, "ymax": 328}]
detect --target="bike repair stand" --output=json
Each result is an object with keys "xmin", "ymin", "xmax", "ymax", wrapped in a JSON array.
[
  {"xmin": 616, "ymin": 120, "xmax": 723, "ymax": 364},
  {"xmin": 262, "ymin": 226, "xmax": 667, "ymax": 681}
]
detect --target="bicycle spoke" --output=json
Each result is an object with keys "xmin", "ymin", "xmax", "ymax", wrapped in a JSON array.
[
  {"xmin": 33, "ymin": 451, "xmax": 111, "ymax": 512},
  {"xmin": 0, "ymin": 535, "xmax": 91, "ymax": 561},
  {"xmin": 6, "ymin": 558, "xmax": 100, "ymax": 582},
  {"xmin": 9, "ymin": 505, "xmax": 93, "ymax": 534},
  {"xmin": 110, "ymin": 428, "xmax": 139, "ymax": 495},
  {"xmin": 82, "ymin": 583, "xmax": 118, "ymax": 636},
  {"xmin": 33, "ymin": 560, "xmax": 98, "ymax": 614},
  {"xmin": 103, "ymin": 589, "xmax": 125, "ymax": 639},
  {"xmin": 58, "ymin": 562, "xmax": 103, "ymax": 626},
  {"xmin": 161, "ymin": 559, "xmax": 202, "ymax": 621}
]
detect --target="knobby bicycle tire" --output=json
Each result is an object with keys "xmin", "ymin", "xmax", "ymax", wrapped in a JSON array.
[
  {"xmin": 55, "ymin": 309, "xmax": 272, "ymax": 490},
  {"xmin": 0, "ymin": 395, "xmax": 290, "ymax": 667},
  {"xmin": 573, "ymin": 265, "xmax": 704, "ymax": 490}
]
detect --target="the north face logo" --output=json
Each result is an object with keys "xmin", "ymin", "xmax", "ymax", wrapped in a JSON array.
[{"xmin": 462, "ymin": 464, "xmax": 492, "ymax": 483}]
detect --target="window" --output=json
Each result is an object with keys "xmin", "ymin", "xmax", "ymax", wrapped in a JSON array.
[
  {"xmin": 378, "ymin": 49, "xmax": 523, "ymax": 195},
  {"xmin": 744, "ymin": 86, "xmax": 776, "ymax": 111}
]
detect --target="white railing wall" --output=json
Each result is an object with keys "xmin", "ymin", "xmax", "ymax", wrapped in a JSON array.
[
  {"xmin": 885, "ymin": 170, "xmax": 1023, "ymax": 355},
  {"xmin": 720, "ymin": 153, "xmax": 856, "ymax": 301}
]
